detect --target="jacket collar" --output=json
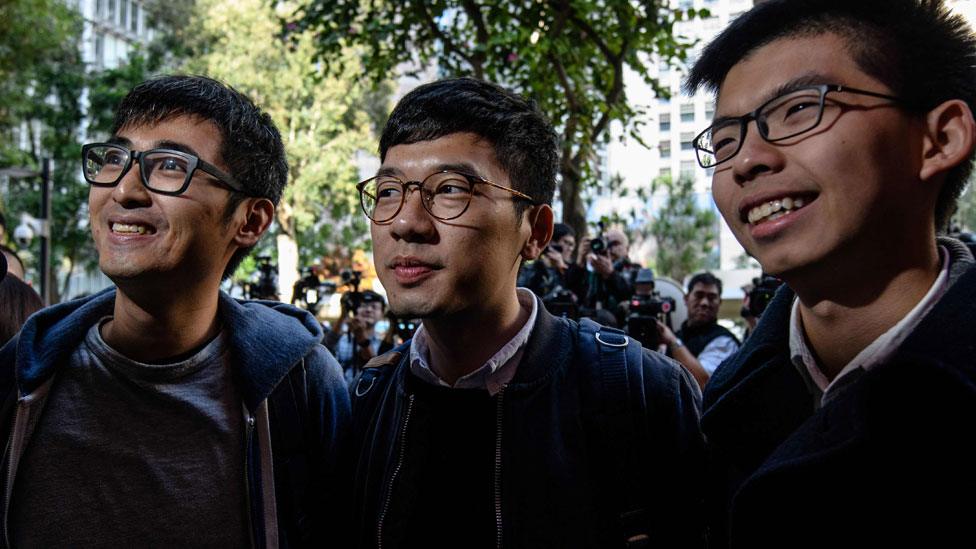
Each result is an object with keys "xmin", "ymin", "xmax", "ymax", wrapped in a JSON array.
[
  {"xmin": 703, "ymin": 237, "xmax": 976, "ymax": 470},
  {"xmin": 393, "ymin": 295, "xmax": 576, "ymax": 393},
  {"xmin": 2, "ymin": 288, "xmax": 322, "ymax": 411}
]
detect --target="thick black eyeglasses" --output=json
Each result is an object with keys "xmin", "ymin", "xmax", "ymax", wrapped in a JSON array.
[
  {"xmin": 357, "ymin": 170, "xmax": 538, "ymax": 223},
  {"xmin": 693, "ymin": 84, "xmax": 901, "ymax": 168},
  {"xmin": 81, "ymin": 143, "xmax": 244, "ymax": 196}
]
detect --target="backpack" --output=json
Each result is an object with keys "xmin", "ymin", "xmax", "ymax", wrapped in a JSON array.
[{"xmin": 352, "ymin": 318, "xmax": 652, "ymax": 548}]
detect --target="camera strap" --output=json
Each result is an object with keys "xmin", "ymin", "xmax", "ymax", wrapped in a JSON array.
[{"xmin": 577, "ymin": 318, "xmax": 651, "ymax": 548}]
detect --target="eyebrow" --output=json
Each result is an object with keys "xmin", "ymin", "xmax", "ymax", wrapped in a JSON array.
[
  {"xmin": 375, "ymin": 162, "xmax": 486, "ymax": 179},
  {"xmin": 712, "ymin": 72, "xmax": 835, "ymax": 126},
  {"xmin": 107, "ymin": 136, "xmax": 203, "ymax": 159}
]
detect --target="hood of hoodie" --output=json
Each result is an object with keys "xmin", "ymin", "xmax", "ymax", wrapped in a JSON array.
[{"xmin": 0, "ymin": 287, "xmax": 324, "ymax": 412}]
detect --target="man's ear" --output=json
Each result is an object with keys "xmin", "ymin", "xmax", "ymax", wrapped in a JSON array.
[
  {"xmin": 919, "ymin": 99, "xmax": 976, "ymax": 183},
  {"xmin": 521, "ymin": 204, "xmax": 554, "ymax": 260},
  {"xmin": 233, "ymin": 198, "xmax": 275, "ymax": 248}
]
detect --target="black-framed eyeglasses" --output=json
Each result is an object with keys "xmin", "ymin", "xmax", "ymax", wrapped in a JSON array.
[
  {"xmin": 81, "ymin": 143, "xmax": 244, "ymax": 196},
  {"xmin": 356, "ymin": 170, "xmax": 538, "ymax": 223},
  {"xmin": 693, "ymin": 84, "xmax": 901, "ymax": 168}
]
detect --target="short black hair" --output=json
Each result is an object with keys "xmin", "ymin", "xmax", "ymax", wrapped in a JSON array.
[
  {"xmin": 379, "ymin": 77, "xmax": 558, "ymax": 219},
  {"xmin": 686, "ymin": 0, "xmax": 976, "ymax": 230},
  {"xmin": 552, "ymin": 222, "xmax": 576, "ymax": 242},
  {"xmin": 111, "ymin": 75, "xmax": 288, "ymax": 279},
  {"xmin": 688, "ymin": 272, "xmax": 722, "ymax": 295}
]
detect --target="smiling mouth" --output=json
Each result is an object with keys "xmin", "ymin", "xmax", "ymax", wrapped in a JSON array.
[
  {"xmin": 744, "ymin": 194, "xmax": 816, "ymax": 226},
  {"xmin": 111, "ymin": 222, "xmax": 156, "ymax": 235}
]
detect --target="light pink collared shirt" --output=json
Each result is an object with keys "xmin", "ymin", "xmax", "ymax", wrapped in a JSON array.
[
  {"xmin": 409, "ymin": 288, "xmax": 538, "ymax": 396},
  {"xmin": 790, "ymin": 246, "xmax": 951, "ymax": 407}
]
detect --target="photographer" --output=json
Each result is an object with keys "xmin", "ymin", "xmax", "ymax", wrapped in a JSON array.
[
  {"xmin": 324, "ymin": 289, "xmax": 387, "ymax": 382},
  {"xmin": 567, "ymin": 226, "xmax": 638, "ymax": 314},
  {"xmin": 656, "ymin": 272, "xmax": 739, "ymax": 390},
  {"xmin": 519, "ymin": 223, "xmax": 575, "ymax": 296}
]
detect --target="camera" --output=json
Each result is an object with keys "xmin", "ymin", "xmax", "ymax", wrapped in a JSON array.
[
  {"xmin": 393, "ymin": 318, "xmax": 419, "ymax": 340},
  {"xmin": 542, "ymin": 287, "xmax": 579, "ymax": 319},
  {"xmin": 291, "ymin": 266, "xmax": 337, "ymax": 315},
  {"xmin": 340, "ymin": 268, "xmax": 362, "ymax": 288},
  {"xmin": 626, "ymin": 269, "xmax": 676, "ymax": 348},
  {"xmin": 247, "ymin": 256, "xmax": 279, "ymax": 300},
  {"xmin": 544, "ymin": 243, "xmax": 563, "ymax": 255},
  {"xmin": 744, "ymin": 274, "xmax": 783, "ymax": 318},
  {"xmin": 589, "ymin": 237, "xmax": 608, "ymax": 255}
]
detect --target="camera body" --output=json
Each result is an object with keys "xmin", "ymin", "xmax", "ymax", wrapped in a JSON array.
[
  {"xmin": 292, "ymin": 266, "xmax": 336, "ymax": 314},
  {"xmin": 745, "ymin": 274, "xmax": 783, "ymax": 318},
  {"xmin": 248, "ymin": 256, "xmax": 279, "ymax": 300},
  {"xmin": 542, "ymin": 287, "xmax": 579, "ymax": 319},
  {"xmin": 627, "ymin": 292, "xmax": 676, "ymax": 349},
  {"xmin": 589, "ymin": 237, "xmax": 608, "ymax": 255},
  {"xmin": 393, "ymin": 318, "xmax": 419, "ymax": 340}
]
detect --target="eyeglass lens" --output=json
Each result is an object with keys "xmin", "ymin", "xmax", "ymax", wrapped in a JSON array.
[
  {"xmin": 84, "ymin": 145, "xmax": 194, "ymax": 193},
  {"xmin": 362, "ymin": 171, "xmax": 475, "ymax": 221},
  {"xmin": 697, "ymin": 88, "xmax": 825, "ymax": 167}
]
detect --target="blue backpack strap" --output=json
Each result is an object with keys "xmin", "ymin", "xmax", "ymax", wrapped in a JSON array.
[{"xmin": 578, "ymin": 318, "xmax": 651, "ymax": 548}]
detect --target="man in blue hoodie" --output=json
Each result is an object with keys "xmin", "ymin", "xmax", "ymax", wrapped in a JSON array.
[{"xmin": 0, "ymin": 76, "xmax": 350, "ymax": 547}]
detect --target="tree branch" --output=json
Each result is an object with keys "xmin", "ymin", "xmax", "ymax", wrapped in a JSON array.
[{"xmin": 413, "ymin": 2, "xmax": 478, "ymax": 74}]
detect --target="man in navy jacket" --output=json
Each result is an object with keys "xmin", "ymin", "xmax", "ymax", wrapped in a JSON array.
[
  {"xmin": 0, "ymin": 76, "xmax": 350, "ymax": 547},
  {"xmin": 685, "ymin": 1, "xmax": 976, "ymax": 546},
  {"xmin": 347, "ymin": 77, "xmax": 705, "ymax": 548}
]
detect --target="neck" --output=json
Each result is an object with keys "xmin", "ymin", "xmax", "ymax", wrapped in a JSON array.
[
  {"xmin": 791, "ymin": 241, "xmax": 940, "ymax": 380},
  {"xmin": 423, "ymin": 291, "xmax": 527, "ymax": 386},
  {"xmin": 102, "ymin": 281, "xmax": 223, "ymax": 363}
]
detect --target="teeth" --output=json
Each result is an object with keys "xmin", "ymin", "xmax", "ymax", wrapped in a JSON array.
[
  {"xmin": 747, "ymin": 196, "xmax": 810, "ymax": 225},
  {"xmin": 112, "ymin": 223, "xmax": 149, "ymax": 235}
]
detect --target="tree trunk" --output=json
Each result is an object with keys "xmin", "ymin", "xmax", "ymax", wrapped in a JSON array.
[
  {"xmin": 276, "ymin": 200, "xmax": 300, "ymax": 302},
  {"xmin": 277, "ymin": 233, "xmax": 299, "ymax": 303},
  {"xmin": 559, "ymin": 161, "xmax": 587, "ymax": 239}
]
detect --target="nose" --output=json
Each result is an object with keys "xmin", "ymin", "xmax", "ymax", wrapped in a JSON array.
[
  {"xmin": 111, "ymin": 159, "xmax": 152, "ymax": 208},
  {"xmin": 387, "ymin": 185, "xmax": 437, "ymax": 243},
  {"xmin": 731, "ymin": 121, "xmax": 786, "ymax": 186}
]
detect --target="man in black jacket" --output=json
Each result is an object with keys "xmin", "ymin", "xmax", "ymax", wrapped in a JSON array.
[
  {"xmin": 657, "ymin": 272, "xmax": 740, "ymax": 389},
  {"xmin": 348, "ymin": 77, "xmax": 705, "ymax": 548},
  {"xmin": 685, "ymin": 1, "xmax": 976, "ymax": 546}
]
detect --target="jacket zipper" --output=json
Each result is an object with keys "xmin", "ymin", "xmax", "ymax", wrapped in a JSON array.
[
  {"xmin": 493, "ymin": 387, "xmax": 506, "ymax": 549},
  {"xmin": 2, "ymin": 399, "xmax": 28, "ymax": 549},
  {"xmin": 377, "ymin": 393, "xmax": 415, "ymax": 549},
  {"xmin": 243, "ymin": 412, "xmax": 257, "ymax": 549}
]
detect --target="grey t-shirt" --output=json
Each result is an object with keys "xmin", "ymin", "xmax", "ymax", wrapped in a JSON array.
[{"xmin": 11, "ymin": 319, "xmax": 248, "ymax": 548}]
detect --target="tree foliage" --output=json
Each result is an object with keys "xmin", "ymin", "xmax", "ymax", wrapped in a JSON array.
[
  {"xmin": 650, "ymin": 174, "xmax": 717, "ymax": 283},
  {"xmin": 289, "ymin": 0, "xmax": 701, "ymax": 238},
  {"xmin": 0, "ymin": 0, "xmax": 157, "ymax": 299},
  {"xmin": 181, "ymin": 0, "xmax": 388, "ymax": 287}
]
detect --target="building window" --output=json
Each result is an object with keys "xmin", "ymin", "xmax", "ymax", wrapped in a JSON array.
[
  {"xmin": 660, "ymin": 113, "xmax": 671, "ymax": 132},
  {"xmin": 681, "ymin": 132, "xmax": 695, "ymax": 151},
  {"xmin": 94, "ymin": 32, "xmax": 105, "ymax": 68},
  {"xmin": 657, "ymin": 95, "xmax": 670, "ymax": 105},
  {"xmin": 108, "ymin": 0, "xmax": 116, "ymax": 22},
  {"xmin": 659, "ymin": 140, "xmax": 671, "ymax": 159},
  {"xmin": 131, "ymin": 2, "xmax": 140, "ymax": 33},
  {"xmin": 660, "ymin": 167, "xmax": 672, "ymax": 178},
  {"xmin": 120, "ymin": 0, "xmax": 128, "ymax": 29},
  {"xmin": 681, "ymin": 160, "xmax": 696, "ymax": 177},
  {"xmin": 96, "ymin": 0, "xmax": 105, "ymax": 16},
  {"xmin": 705, "ymin": 101, "xmax": 715, "ymax": 121},
  {"xmin": 680, "ymin": 103, "xmax": 695, "ymax": 122}
]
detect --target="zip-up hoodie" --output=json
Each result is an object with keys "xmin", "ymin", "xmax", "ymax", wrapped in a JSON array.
[{"xmin": 0, "ymin": 287, "xmax": 351, "ymax": 549}]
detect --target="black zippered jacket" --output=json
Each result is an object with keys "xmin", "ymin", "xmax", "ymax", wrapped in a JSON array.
[
  {"xmin": 702, "ymin": 238, "xmax": 976, "ymax": 548},
  {"xmin": 347, "ymin": 300, "xmax": 706, "ymax": 548}
]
